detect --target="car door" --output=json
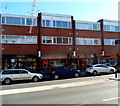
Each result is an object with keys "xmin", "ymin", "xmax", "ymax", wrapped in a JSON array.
[
  {"xmin": 100, "ymin": 65, "xmax": 108, "ymax": 73},
  {"xmin": 63, "ymin": 67, "xmax": 73, "ymax": 77},
  {"xmin": 11, "ymin": 70, "xmax": 23, "ymax": 81},
  {"xmin": 20, "ymin": 70, "xmax": 32, "ymax": 80}
]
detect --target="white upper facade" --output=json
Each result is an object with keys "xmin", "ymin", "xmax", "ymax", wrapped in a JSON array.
[{"xmin": 1, "ymin": 13, "xmax": 119, "ymax": 32}]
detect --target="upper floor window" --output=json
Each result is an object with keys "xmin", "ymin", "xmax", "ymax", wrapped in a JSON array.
[
  {"xmin": 2, "ymin": 16, "xmax": 37, "ymax": 26},
  {"xmin": 1, "ymin": 35, "xmax": 37, "ymax": 44},
  {"xmin": 42, "ymin": 36, "xmax": 72, "ymax": 45},
  {"xmin": 104, "ymin": 25, "xmax": 120, "ymax": 32},
  {"xmin": 76, "ymin": 38, "xmax": 101, "ymax": 45},
  {"xmin": 76, "ymin": 22, "xmax": 100, "ymax": 31},
  {"xmin": 42, "ymin": 20, "xmax": 71, "ymax": 29},
  {"xmin": 104, "ymin": 39, "xmax": 120, "ymax": 46}
]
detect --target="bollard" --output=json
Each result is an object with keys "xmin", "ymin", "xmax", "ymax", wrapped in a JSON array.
[{"xmin": 115, "ymin": 71, "xmax": 117, "ymax": 78}]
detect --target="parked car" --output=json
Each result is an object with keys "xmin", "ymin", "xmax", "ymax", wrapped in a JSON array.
[
  {"xmin": 86, "ymin": 64, "xmax": 116, "ymax": 75},
  {"xmin": 0, "ymin": 69, "xmax": 43, "ymax": 84},
  {"xmin": 49, "ymin": 66, "xmax": 81, "ymax": 80},
  {"xmin": 115, "ymin": 64, "xmax": 120, "ymax": 72}
]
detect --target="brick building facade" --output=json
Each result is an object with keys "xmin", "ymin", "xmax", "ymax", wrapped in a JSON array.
[{"xmin": 1, "ymin": 13, "xmax": 120, "ymax": 72}]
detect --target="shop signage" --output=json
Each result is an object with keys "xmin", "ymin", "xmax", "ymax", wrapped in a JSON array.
[{"xmin": 11, "ymin": 59, "xmax": 15, "ymax": 62}]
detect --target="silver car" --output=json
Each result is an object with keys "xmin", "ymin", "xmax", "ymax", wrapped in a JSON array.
[
  {"xmin": 86, "ymin": 64, "xmax": 116, "ymax": 75},
  {"xmin": 0, "ymin": 69, "xmax": 43, "ymax": 84}
]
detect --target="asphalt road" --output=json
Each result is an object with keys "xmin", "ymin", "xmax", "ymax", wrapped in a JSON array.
[{"xmin": 1, "ymin": 74, "xmax": 120, "ymax": 105}]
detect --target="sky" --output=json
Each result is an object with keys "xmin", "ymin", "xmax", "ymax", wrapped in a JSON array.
[{"xmin": 1, "ymin": 0, "xmax": 119, "ymax": 22}]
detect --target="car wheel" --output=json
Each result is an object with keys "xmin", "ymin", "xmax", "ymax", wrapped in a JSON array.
[
  {"xmin": 32, "ymin": 76, "xmax": 39, "ymax": 82},
  {"xmin": 54, "ymin": 74, "xmax": 59, "ymax": 80},
  {"xmin": 74, "ymin": 73, "xmax": 80, "ymax": 78},
  {"xmin": 4, "ymin": 78, "xmax": 11, "ymax": 85},
  {"xmin": 93, "ymin": 71, "xmax": 98, "ymax": 76},
  {"xmin": 110, "ymin": 69, "xmax": 114, "ymax": 74}
]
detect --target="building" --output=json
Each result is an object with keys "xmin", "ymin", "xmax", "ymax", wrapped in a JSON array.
[{"xmin": 1, "ymin": 13, "xmax": 120, "ymax": 72}]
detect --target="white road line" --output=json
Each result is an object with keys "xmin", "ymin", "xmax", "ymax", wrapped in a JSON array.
[
  {"xmin": 0, "ymin": 79, "xmax": 113, "ymax": 96},
  {"xmin": 103, "ymin": 97, "xmax": 120, "ymax": 102}
]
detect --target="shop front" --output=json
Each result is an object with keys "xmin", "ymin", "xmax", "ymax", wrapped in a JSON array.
[
  {"xmin": 2, "ymin": 55, "xmax": 37, "ymax": 72},
  {"xmin": 98, "ymin": 55, "xmax": 118, "ymax": 66}
]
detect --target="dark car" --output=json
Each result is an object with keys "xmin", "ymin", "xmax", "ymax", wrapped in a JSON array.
[
  {"xmin": 115, "ymin": 64, "xmax": 120, "ymax": 72},
  {"xmin": 49, "ymin": 66, "xmax": 81, "ymax": 80}
]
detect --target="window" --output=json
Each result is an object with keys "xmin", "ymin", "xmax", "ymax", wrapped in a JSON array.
[
  {"xmin": 20, "ymin": 70, "xmax": 28, "ymax": 74},
  {"xmin": 57, "ymin": 37, "xmax": 62, "ymax": 44},
  {"xmin": 14, "ymin": 17, "xmax": 21, "ymax": 25},
  {"xmin": 93, "ymin": 24, "xmax": 100, "ymax": 30},
  {"xmin": 41, "ymin": 19, "xmax": 71, "ymax": 29},
  {"xmin": 42, "ymin": 20, "xmax": 45, "ymax": 27},
  {"xmin": 63, "ymin": 21, "xmax": 68, "ymax": 28},
  {"xmin": 46, "ymin": 20, "xmax": 51, "ymax": 27},
  {"xmin": 22, "ymin": 18, "xmax": 25, "ymax": 25},
  {"xmin": 53, "ymin": 21, "xmax": 56, "ymax": 27},
  {"xmin": 94, "ymin": 39, "xmax": 99, "ymax": 45},
  {"xmin": 104, "ymin": 25, "xmax": 110, "ymax": 31},
  {"xmin": 104, "ymin": 39, "xmax": 120, "ymax": 46},
  {"xmin": 68, "ymin": 38, "xmax": 72, "ymax": 44},
  {"xmin": 2, "ymin": 70, "xmax": 12, "ymax": 74},
  {"xmin": 13, "ymin": 70, "xmax": 20, "ymax": 74},
  {"xmin": 46, "ymin": 36, "xmax": 52, "ymax": 44},
  {"xmin": 26, "ymin": 18, "xmax": 32, "ymax": 26},
  {"xmin": 2, "ymin": 16, "xmax": 37, "ymax": 26},
  {"xmin": 53, "ymin": 37, "xmax": 57, "ymax": 44},
  {"xmin": 2, "ymin": 35, "xmax": 37, "ymax": 44},
  {"xmin": 6, "ymin": 17, "xmax": 14, "ymax": 24},
  {"xmin": 56, "ymin": 21, "xmax": 62, "ymax": 28},
  {"xmin": 42, "ymin": 36, "xmax": 72, "ymax": 45},
  {"xmin": 76, "ymin": 38, "xmax": 101, "ymax": 45},
  {"xmin": 2, "ymin": 17, "xmax": 5, "ymax": 24}
]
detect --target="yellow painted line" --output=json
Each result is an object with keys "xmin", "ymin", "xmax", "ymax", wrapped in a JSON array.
[
  {"xmin": 0, "ymin": 79, "xmax": 114, "ymax": 96},
  {"xmin": 103, "ymin": 97, "xmax": 120, "ymax": 102}
]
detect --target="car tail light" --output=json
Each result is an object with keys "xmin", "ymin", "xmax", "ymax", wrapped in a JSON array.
[{"xmin": 52, "ymin": 71, "xmax": 56, "ymax": 74}]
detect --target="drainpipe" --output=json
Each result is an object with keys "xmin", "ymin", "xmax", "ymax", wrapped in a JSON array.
[{"xmin": 37, "ymin": 13, "xmax": 42, "ymax": 73}]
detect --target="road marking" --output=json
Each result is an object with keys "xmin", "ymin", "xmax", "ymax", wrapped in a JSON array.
[
  {"xmin": 103, "ymin": 97, "xmax": 120, "ymax": 102},
  {"xmin": 0, "ymin": 79, "xmax": 114, "ymax": 96}
]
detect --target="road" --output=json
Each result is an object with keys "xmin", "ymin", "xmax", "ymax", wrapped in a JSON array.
[{"xmin": 1, "ymin": 74, "xmax": 119, "ymax": 105}]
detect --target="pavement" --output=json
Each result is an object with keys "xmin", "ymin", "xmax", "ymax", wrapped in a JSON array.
[
  {"xmin": 109, "ymin": 72, "xmax": 120, "ymax": 81},
  {"xmin": 1, "ymin": 74, "xmax": 118, "ymax": 104}
]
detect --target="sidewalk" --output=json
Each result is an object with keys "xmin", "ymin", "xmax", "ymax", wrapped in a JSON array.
[{"xmin": 109, "ymin": 73, "xmax": 120, "ymax": 81}]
